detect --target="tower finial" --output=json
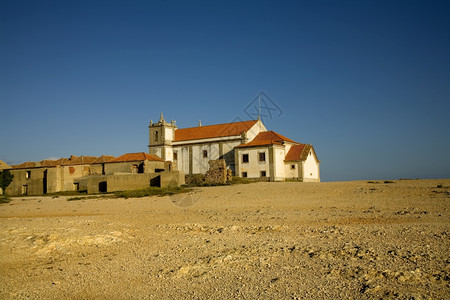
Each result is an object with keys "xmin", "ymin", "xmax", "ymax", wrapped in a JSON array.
[
  {"xmin": 199, "ymin": 120, "xmax": 202, "ymax": 127},
  {"xmin": 159, "ymin": 112, "xmax": 165, "ymax": 123}
]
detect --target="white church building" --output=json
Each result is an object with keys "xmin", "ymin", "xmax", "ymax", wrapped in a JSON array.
[{"xmin": 148, "ymin": 114, "xmax": 320, "ymax": 182}]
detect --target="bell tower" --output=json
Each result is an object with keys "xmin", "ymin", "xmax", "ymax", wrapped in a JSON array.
[{"xmin": 148, "ymin": 113, "xmax": 177, "ymax": 161}]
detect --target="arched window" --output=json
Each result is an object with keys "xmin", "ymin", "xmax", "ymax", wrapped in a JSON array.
[{"xmin": 155, "ymin": 131, "xmax": 158, "ymax": 142}]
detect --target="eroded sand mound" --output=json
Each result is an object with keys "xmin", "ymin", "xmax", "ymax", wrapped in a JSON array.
[{"xmin": 0, "ymin": 179, "xmax": 449, "ymax": 299}]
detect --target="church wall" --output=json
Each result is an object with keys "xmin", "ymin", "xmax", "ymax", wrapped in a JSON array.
[
  {"xmin": 273, "ymin": 145, "xmax": 286, "ymax": 181},
  {"xmin": 175, "ymin": 147, "xmax": 189, "ymax": 175},
  {"xmin": 173, "ymin": 140, "xmax": 240, "ymax": 175},
  {"xmin": 302, "ymin": 151, "xmax": 320, "ymax": 182},
  {"xmin": 164, "ymin": 128, "xmax": 173, "ymax": 141},
  {"xmin": 221, "ymin": 140, "xmax": 241, "ymax": 174},
  {"xmin": 284, "ymin": 162, "xmax": 298, "ymax": 179},
  {"xmin": 164, "ymin": 147, "xmax": 173, "ymax": 161},
  {"xmin": 246, "ymin": 120, "xmax": 267, "ymax": 142},
  {"xmin": 149, "ymin": 147, "xmax": 162, "ymax": 159},
  {"xmin": 236, "ymin": 146, "xmax": 270, "ymax": 179}
]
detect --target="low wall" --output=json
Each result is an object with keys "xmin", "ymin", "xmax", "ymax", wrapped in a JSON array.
[{"xmin": 77, "ymin": 171, "xmax": 185, "ymax": 194}]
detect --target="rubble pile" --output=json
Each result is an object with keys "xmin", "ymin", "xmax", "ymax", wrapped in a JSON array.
[{"xmin": 205, "ymin": 159, "xmax": 228, "ymax": 184}]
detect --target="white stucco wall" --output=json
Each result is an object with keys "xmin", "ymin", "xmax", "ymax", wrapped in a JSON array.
[
  {"xmin": 191, "ymin": 144, "xmax": 220, "ymax": 174},
  {"xmin": 247, "ymin": 120, "xmax": 267, "ymax": 142},
  {"xmin": 236, "ymin": 147, "xmax": 269, "ymax": 178},
  {"xmin": 165, "ymin": 128, "xmax": 173, "ymax": 141},
  {"xmin": 284, "ymin": 143, "xmax": 292, "ymax": 156},
  {"xmin": 173, "ymin": 146, "xmax": 189, "ymax": 174},
  {"xmin": 164, "ymin": 147, "xmax": 173, "ymax": 161},
  {"xmin": 285, "ymin": 162, "xmax": 298, "ymax": 179},
  {"xmin": 246, "ymin": 120, "xmax": 267, "ymax": 142},
  {"xmin": 151, "ymin": 148, "xmax": 162, "ymax": 159},
  {"xmin": 172, "ymin": 139, "xmax": 244, "ymax": 174},
  {"xmin": 274, "ymin": 146, "xmax": 286, "ymax": 181},
  {"xmin": 303, "ymin": 150, "xmax": 320, "ymax": 181}
]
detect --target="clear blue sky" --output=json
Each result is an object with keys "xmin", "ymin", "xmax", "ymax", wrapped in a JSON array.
[{"xmin": 1, "ymin": 0, "xmax": 449, "ymax": 181}]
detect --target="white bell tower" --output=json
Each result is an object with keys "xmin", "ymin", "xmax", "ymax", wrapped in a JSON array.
[{"xmin": 148, "ymin": 113, "xmax": 177, "ymax": 161}]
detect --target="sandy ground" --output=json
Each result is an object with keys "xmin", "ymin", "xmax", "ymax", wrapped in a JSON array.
[{"xmin": 0, "ymin": 179, "xmax": 449, "ymax": 299}]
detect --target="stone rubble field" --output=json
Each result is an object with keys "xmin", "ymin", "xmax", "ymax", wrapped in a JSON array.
[{"xmin": 0, "ymin": 179, "xmax": 449, "ymax": 299}]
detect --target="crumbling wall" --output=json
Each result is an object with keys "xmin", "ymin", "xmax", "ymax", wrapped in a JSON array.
[
  {"xmin": 205, "ymin": 159, "xmax": 229, "ymax": 184},
  {"xmin": 185, "ymin": 174, "xmax": 205, "ymax": 186}
]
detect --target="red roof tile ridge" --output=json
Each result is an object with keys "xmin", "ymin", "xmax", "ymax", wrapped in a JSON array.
[
  {"xmin": 12, "ymin": 155, "xmax": 116, "ymax": 168},
  {"xmin": 109, "ymin": 152, "xmax": 163, "ymax": 163},
  {"xmin": 174, "ymin": 119, "xmax": 259, "ymax": 142},
  {"xmin": 179, "ymin": 119, "xmax": 258, "ymax": 130}
]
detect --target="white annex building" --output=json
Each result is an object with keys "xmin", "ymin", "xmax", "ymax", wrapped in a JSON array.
[{"xmin": 148, "ymin": 113, "xmax": 320, "ymax": 182}]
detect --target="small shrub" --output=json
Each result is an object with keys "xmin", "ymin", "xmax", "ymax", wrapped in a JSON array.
[
  {"xmin": 384, "ymin": 180, "xmax": 394, "ymax": 184},
  {"xmin": 231, "ymin": 176, "xmax": 258, "ymax": 185},
  {"xmin": 185, "ymin": 174, "xmax": 205, "ymax": 186},
  {"xmin": 47, "ymin": 190, "xmax": 88, "ymax": 197},
  {"xmin": 67, "ymin": 195, "xmax": 102, "ymax": 201},
  {"xmin": 437, "ymin": 184, "xmax": 443, "ymax": 188},
  {"xmin": 0, "ymin": 197, "xmax": 11, "ymax": 204},
  {"xmin": 67, "ymin": 197, "xmax": 85, "ymax": 201}
]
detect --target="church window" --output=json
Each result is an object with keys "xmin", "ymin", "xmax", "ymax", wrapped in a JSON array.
[
  {"xmin": 260, "ymin": 171, "xmax": 266, "ymax": 177},
  {"xmin": 155, "ymin": 131, "xmax": 159, "ymax": 142},
  {"xmin": 291, "ymin": 164, "xmax": 295, "ymax": 169},
  {"xmin": 242, "ymin": 172, "xmax": 247, "ymax": 178},
  {"xmin": 242, "ymin": 154, "xmax": 249, "ymax": 163},
  {"xmin": 259, "ymin": 152, "xmax": 266, "ymax": 162},
  {"xmin": 26, "ymin": 171, "xmax": 31, "ymax": 178},
  {"xmin": 173, "ymin": 152, "xmax": 178, "ymax": 160},
  {"xmin": 203, "ymin": 150, "xmax": 208, "ymax": 158}
]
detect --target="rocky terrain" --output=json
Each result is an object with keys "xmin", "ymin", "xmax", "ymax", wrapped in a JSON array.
[{"xmin": 0, "ymin": 179, "xmax": 449, "ymax": 299}]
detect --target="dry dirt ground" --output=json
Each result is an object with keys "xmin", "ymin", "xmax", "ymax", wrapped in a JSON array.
[{"xmin": 0, "ymin": 179, "xmax": 449, "ymax": 299}]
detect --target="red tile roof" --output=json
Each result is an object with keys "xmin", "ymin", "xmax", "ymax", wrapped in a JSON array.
[
  {"xmin": 285, "ymin": 144, "xmax": 307, "ymax": 161},
  {"xmin": 174, "ymin": 120, "xmax": 258, "ymax": 142},
  {"xmin": 12, "ymin": 155, "xmax": 116, "ymax": 169},
  {"xmin": 236, "ymin": 131, "xmax": 296, "ymax": 148},
  {"xmin": 284, "ymin": 144, "xmax": 320, "ymax": 162},
  {"xmin": 0, "ymin": 160, "xmax": 11, "ymax": 170},
  {"xmin": 109, "ymin": 152, "xmax": 163, "ymax": 163}
]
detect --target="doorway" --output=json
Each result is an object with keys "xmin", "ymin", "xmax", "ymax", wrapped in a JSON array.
[
  {"xmin": 150, "ymin": 175, "xmax": 161, "ymax": 187},
  {"xmin": 43, "ymin": 170, "xmax": 48, "ymax": 194},
  {"xmin": 99, "ymin": 181, "xmax": 107, "ymax": 193},
  {"xmin": 22, "ymin": 185, "xmax": 28, "ymax": 195}
]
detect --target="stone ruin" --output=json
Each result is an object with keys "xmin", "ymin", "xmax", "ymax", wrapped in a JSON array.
[
  {"xmin": 205, "ymin": 159, "xmax": 232, "ymax": 184},
  {"xmin": 184, "ymin": 159, "xmax": 232, "ymax": 185}
]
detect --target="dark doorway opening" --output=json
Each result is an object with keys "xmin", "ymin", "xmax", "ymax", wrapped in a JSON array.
[
  {"xmin": 99, "ymin": 181, "xmax": 107, "ymax": 193},
  {"xmin": 150, "ymin": 175, "xmax": 161, "ymax": 187},
  {"xmin": 43, "ymin": 170, "xmax": 48, "ymax": 194},
  {"xmin": 138, "ymin": 163, "xmax": 144, "ymax": 173}
]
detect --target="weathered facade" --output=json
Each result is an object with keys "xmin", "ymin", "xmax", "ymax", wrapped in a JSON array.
[
  {"xmin": 148, "ymin": 114, "xmax": 320, "ymax": 182},
  {"xmin": 0, "ymin": 160, "xmax": 12, "ymax": 195},
  {"xmin": 5, "ymin": 152, "xmax": 184, "ymax": 196}
]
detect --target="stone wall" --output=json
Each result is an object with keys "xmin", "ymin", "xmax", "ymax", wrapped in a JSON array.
[
  {"xmin": 205, "ymin": 159, "xmax": 228, "ymax": 184},
  {"xmin": 77, "ymin": 171, "xmax": 185, "ymax": 194}
]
